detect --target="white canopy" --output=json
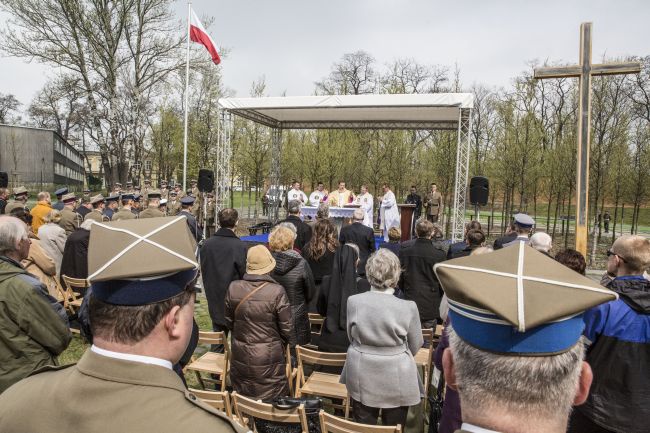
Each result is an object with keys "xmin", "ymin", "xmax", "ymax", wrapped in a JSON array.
[{"xmin": 218, "ymin": 93, "xmax": 474, "ymax": 130}]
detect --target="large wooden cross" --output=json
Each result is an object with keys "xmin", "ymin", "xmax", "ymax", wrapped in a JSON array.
[{"xmin": 534, "ymin": 22, "xmax": 640, "ymax": 256}]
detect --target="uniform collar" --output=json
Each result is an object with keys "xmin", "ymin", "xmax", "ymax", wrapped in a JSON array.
[
  {"xmin": 614, "ymin": 275, "xmax": 646, "ymax": 281},
  {"xmin": 91, "ymin": 344, "xmax": 172, "ymax": 370},
  {"xmin": 460, "ymin": 423, "xmax": 501, "ymax": 433}
]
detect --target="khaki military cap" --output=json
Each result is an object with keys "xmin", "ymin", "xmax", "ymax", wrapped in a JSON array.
[
  {"xmin": 147, "ymin": 189, "xmax": 162, "ymax": 199},
  {"xmin": 12, "ymin": 186, "xmax": 27, "ymax": 196},
  {"xmin": 90, "ymin": 194, "xmax": 105, "ymax": 204},
  {"xmin": 62, "ymin": 193, "xmax": 77, "ymax": 202},
  {"xmin": 434, "ymin": 243, "xmax": 617, "ymax": 354}
]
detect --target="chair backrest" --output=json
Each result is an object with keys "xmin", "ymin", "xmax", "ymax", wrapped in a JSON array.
[
  {"xmin": 296, "ymin": 345, "xmax": 346, "ymax": 367},
  {"xmin": 62, "ymin": 275, "xmax": 90, "ymax": 291},
  {"xmin": 422, "ymin": 328, "xmax": 434, "ymax": 347},
  {"xmin": 197, "ymin": 330, "xmax": 227, "ymax": 346},
  {"xmin": 231, "ymin": 392, "xmax": 309, "ymax": 433},
  {"xmin": 308, "ymin": 313, "xmax": 325, "ymax": 334},
  {"xmin": 189, "ymin": 388, "xmax": 233, "ymax": 417},
  {"xmin": 319, "ymin": 410, "xmax": 401, "ymax": 433}
]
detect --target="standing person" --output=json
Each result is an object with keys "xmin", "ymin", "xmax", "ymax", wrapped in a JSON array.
[
  {"xmin": 399, "ymin": 219, "xmax": 446, "ymax": 329},
  {"xmin": 59, "ymin": 219, "xmax": 94, "ymax": 290},
  {"xmin": 5, "ymin": 186, "xmax": 29, "ymax": 214},
  {"xmin": 603, "ymin": 210, "xmax": 611, "ymax": 233},
  {"xmin": 103, "ymin": 194, "xmax": 120, "ymax": 221},
  {"xmin": 84, "ymin": 195, "xmax": 108, "ymax": 222},
  {"xmin": 379, "ymin": 227, "xmax": 401, "ymax": 256},
  {"xmin": 327, "ymin": 181, "xmax": 355, "ymax": 207},
  {"xmin": 288, "ymin": 180, "xmax": 308, "ymax": 204},
  {"xmin": 112, "ymin": 194, "xmax": 137, "ymax": 221},
  {"xmin": 52, "ymin": 187, "xmax": 68, "ymax": 211},
  {"xmin": 168, "ymin": 191, "xmax": 181, "ymax": 216},
  {"xmin": 0, "ymin": 215, "xmax": 71, "ymax": 393},
  {"xmin": 302, "ymin": 218, "xmax": 339, "ymax": 312},
  {"xmin": 131, "ymin": 194, "xmax": 142, "ymax": 216},
  {"xmin": 0, "ymin": 188, "xmax": 8, "ymax": 214},
  {"xmin": 405, "ymin": 185, "xmax": 422, "ymax": 221},
  {"xmin": 341, "ymin": 249, "xmax": 423, "ymax": 427},
  {"xmin": 269, "ymin": 225, "xmax": 316, "ymax": 346},
  {"xmin": 37, "ymin": 210, "xmax": 67, "ymax": 275},
  {"xmin": 200, "ymin": 208, "xmax": 247, "ymax": 340},
  {"xmin": 280, "ymin": 200, "xmax": 312, "ymax": 252},
  {"xmin": 502, "ymin": 213, "xmax": 535, "ymax": 248},
  {"xmin": 138, "ymin": 190, "xmax": 165, "ymax": 219},
  {"xmin": 568, "ymin": 235, "xmax": 650, "ymax": 433},
  {"xmin": 354, "ymin": 185, "xmax": 374, "ymax": 228},
  {"xmin": 205, "ymin": 193, "xmax": 216, "ymax": 238},
  {"xmin": 379, "ymin": 183, "xmax": 400, "ymax": 242},
  {"xmin": 160, "ymin": 180, "xmax": 169, "ymax": 201},
  {"xmin": 0, "ymin": 217, "xmax": 245, "ymax": 433},
  {"xmin": 30, "ymin": 191, "xmax": 52, "ymax": 233},
  {"xmin": 317, "ymin": 244, "xmax": 370, "ymax": 353},
  {"xmin": 436, "ymin": 244, "xmax": 617, "ymax": 433},
  {"xmin": 340, "ymin": 208, "xmax": 375, "ymax": 276},
  {"xmin": 225, "ymin": 245, "xmax": 294, "ymax": 401},
  {"xmin": 449, "ymin": 229, "xmax": 485, "ymax": 259},
  {"xmin": 493, "ymin": 221, "xmax": 517, "ymax": 250},
  {"xmin": 423, "ymin": 183, "xmax": 442, "ymax": 223},
  {"xmin": 178, "ymin": 196, "xmax": 202, "ymax": 243},
  {"xmin": 309, "ymin": 181, "xmax": 328, "ymax": 206},
  {"xmin": 58, "ymin": 193, "xmax": 82, "ymax": 235},
  {"xmin": 75, "ymin": 196, "xmax": 92, "ymax": 219}
]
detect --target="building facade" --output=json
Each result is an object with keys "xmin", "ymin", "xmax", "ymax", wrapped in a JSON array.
[{"xmin": 0, "ymin": 124, "xmax": 84, "ymax": 190}]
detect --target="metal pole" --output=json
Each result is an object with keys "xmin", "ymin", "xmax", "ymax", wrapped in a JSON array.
[{"xmin": 182, "ymin": 1, "xmax": 191, "ymax": 192}]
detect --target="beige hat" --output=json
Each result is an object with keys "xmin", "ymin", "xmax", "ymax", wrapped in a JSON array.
[
  {"xmin": 62, "ymin": 193, "xmax": 77, "ymax": 203},
  {"xmin": 12, "ymin": 186, "xmax": 27, "ymax": 196},
  {"xmin": 247, "ymin": 245, "xmax": 276, "ymax": 275},
  {"xmin": 90, "ymin": 194, "xmax": 105, "ymax": 204}
]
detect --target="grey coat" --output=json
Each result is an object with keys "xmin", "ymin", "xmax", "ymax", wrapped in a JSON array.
[
  {"xmin": 37, "ymin": 223, "xmax": 67, "ymax": 275},
  {"xmin": 341, "ymin": 291, "xmax": 423, "ymax": 408}
]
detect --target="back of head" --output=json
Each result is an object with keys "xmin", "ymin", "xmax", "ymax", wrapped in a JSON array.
[
  {"xmin": 10, "ymin": 207, "xmax": 32, "ymax": 226},
  {"xmin": 415, "ymin": 219, "xmax": 434, "ymax": 239},
  {"xmin": 530, "ymin": 232, "xmax": 553, "ymax": 253},
  {"xmin": 388, "ymin": 226, "xmax": 401, "ymax": 242},
  {"xmin": 365, "ymin": 248, "xmax": 401, "ymax": 291},
  {"xmin": 466, "ymin": 229, "xmax": 486, "ymax": 247},
  {"xmin": 316, "ymin": 203, "xmax": 330, "ymax": 219},
  {"xmin": 44, "ymin": 209, "xmax": 61, "ymax": 224},
  {"xmin": 218, "ymin": 208, "xmax": 238, "ymax": 229},
  {"xmin": 353, "ymin": 208, "xmax": 365, "ymax": 221},
  {"xmin": 269, "ymin": 225, "xmax": 296, "ymax": 252},
  {"xmin": 612, "ymin": 235, "xmax": 650, "ymax": 274},
  {"xmin": 287, "ymin": 200, "xmax": 301, "ymax": 215},
  {"xmin": 555, "ymin": 249, "xmax": 586, "ymax": 275},
  {"xmin": 432, "ymin": 223, "xmax": 444, "ymax": 241},
  {"xmin": 466, "ymin": 220, "xmax": 482, "ymax": 233},
  {"xmin": 0, "ymin": 215, "xmax": 28, "ymax": 256},
  {"xmin": 37, "ymin": 191, "xmax": 50, "ymax": 202},
  {"xmin": 307, "ymin": 219, "xmax": 338, "ymax": 260}
]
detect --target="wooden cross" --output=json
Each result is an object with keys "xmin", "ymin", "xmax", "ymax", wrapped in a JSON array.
[{"xmin": 534, "ymin": 22, "xmax": 640, "ymax": 257}]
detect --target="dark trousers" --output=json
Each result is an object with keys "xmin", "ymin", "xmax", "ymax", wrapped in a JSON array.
[
  {"xmin": 568, "ymin": 409, "xmax": 615, "ymax": 433},
  {"xmin": 351, "ymin": 399, "xmax": 409, "ymax": 427},
  {"xmin": 211, "ymin": 322, "xmax": 230, "ymax": 353},
  {"xmin": 426, "ymin": 213, "xmax": 439, "ymax": 223}
]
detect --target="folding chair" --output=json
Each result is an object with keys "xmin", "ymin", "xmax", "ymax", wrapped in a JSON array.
[
  {"xmin": 231, "ymin": 391, "xmax": 309, "ymax": 433},
  {"xmin": 319, "ymin": 410, "xmax": 401, "ymax": 433},
  {"xmin": 306, "ymin": 313, "xmax": 325, "ymax": 350},
  {"xmin": 416, "ymin": 328, "xmax": 436, "ymax": 410},
  {"xmin": 295, "ymin": 345, "xmax": 349, "ymax": 418},
  {"xmin": 184, "ymin": 331, "xmax": 229, "ymax": 391},
  {"xmin": 188, "ymin": 388, "xmax": 233, "ymax": 418},
  {"xmin": 60, "ymin": 275, "xmax": 88, "ymax": 314}
]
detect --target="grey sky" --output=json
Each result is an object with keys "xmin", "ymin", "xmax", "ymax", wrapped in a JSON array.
[{"xmin": 1, "ymin": 0, "xmax": 649, "ymax": 106}]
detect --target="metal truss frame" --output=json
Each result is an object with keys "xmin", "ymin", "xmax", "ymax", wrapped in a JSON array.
[
  {"xmin": 451, "ymin": 108, "xmax": 472, "ymax": 242},
  {"xmin": 267, "ymin": 127, "xmax": 283, "ymax": 222},
  {"xmin": 215, "ymin": 108, "xmax": 232, "ymax": 221}
]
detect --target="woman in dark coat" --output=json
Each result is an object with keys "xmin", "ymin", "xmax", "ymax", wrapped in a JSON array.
[
  {"xmin": 302, "ymin": 219, "xmax": 338, "ymax": 312},
  {"xmin": 225, "ymin": 245, "xmax": 294, "ymax": 401},
  {"xmin": 317, "ymin": 243, "xmax": 370, "ymax": 352},
  {"xmin": 270, "ymin": 225, "xmax": 316, "ymax": 346}
]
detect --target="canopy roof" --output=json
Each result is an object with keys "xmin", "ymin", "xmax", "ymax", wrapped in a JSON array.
[{"xmin": 218, "ymin": 93, "xmax": 473, "ymax": 130}]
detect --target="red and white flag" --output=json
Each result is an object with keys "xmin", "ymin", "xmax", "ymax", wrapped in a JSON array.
[{"xmin": 189, "ymin": 8, "xmax": 221, "ymax": 65}]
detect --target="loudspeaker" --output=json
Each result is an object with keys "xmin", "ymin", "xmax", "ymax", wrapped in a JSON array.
[
  {"xmin": 197, "ymin": 169, "xmax": 214, "ymax": 193},
  {"xmin": 0, "ymin": 172, "xmax": 7, "ymax": 189},
  {"xmin": 469, "ymin": 176, "xmax": 489, "ymax": 206}
]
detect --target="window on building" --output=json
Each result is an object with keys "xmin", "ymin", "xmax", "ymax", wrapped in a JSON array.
[{"xmin": 144, "ymin": 160, "xmax": 152, "ymax": 171}]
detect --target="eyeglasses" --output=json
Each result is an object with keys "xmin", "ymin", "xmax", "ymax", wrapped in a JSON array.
[{"xmin": 606, "ymin": 250, "xmax": 626, "ymax": 262}]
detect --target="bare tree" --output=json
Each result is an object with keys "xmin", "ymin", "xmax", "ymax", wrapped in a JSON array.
[
  {"xmin": 315, "ymin": 50, "xmax": 377, "ymax": 95},
  {"xmin": 0, "ymin": 93, "xmax": 20, "ymax": 123}
]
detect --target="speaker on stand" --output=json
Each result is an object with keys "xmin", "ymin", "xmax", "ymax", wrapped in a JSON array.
[
  {"xmin": 469, "ymin": 176, "xmax": 489, "ymax": 221},
  {"xmin": 197, "ymin": 169, "xmax": 214, "ymax": 240}
]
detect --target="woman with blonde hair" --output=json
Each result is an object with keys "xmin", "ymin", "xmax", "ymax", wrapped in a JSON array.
[
  {"xmin": 269, "ymin": 225, "xmax": 316, "ymax": 346},
  {"xmin": 37, "ymin": 210, "xmax": 67, "ymax": 275}
]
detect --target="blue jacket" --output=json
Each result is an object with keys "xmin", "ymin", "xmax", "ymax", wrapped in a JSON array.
[{"xmin": 578, "ymin": 276, "xmax": 650, "ymax": 433}]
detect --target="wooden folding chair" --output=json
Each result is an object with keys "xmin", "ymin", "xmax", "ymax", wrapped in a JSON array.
[
  {"xmin": 319, "ymin": 410, "xmax": 401, "ymax": 433},
  {"xmin": 184, "ymin": 331, "xmax": 229, "ymax": 391},
  {"xmin": 305, "ymin": 313, "xmax": 325, "ymax": 350},
  {"xmin": 295, "ymin": 345, "xmax": 349, "ymax": 418},
  {"xmin": 231, "ymin": 391, "xmax": 309, "ymax": 433},
  {"xmin": 188, "ymin": 388, "xmax": 233, "ymax": 418},
  {"xmin": 60, "ymin": 275, "xmax": 88, "ymax": 313},
  {"xmin": 416, "ymin": 329, "xmax": 436, "ymax": 407}
]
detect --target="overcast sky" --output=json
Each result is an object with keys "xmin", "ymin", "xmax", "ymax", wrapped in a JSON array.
[{"xmin": 1, "ymin": 0, "xmax": 649, "ymax": 107}]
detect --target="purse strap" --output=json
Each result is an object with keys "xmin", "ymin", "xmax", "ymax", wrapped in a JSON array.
[{"xmin": 234, "ymin": 282, "xmax": 269, "ymax": 318}]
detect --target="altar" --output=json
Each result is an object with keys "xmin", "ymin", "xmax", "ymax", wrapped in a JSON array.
[{"xmin": 301, "ymin": 205, "xmax": 359, "ymax": 232}]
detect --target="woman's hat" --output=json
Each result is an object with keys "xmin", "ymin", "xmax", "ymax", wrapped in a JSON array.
[{"xmin": 247, "ymin": 245, "xmax": 276, "ymax": 275}]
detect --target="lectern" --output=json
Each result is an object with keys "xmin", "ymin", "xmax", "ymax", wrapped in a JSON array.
[{"xmin": 397, "ymin": 204, "xmax": 416, "ymax": 242}]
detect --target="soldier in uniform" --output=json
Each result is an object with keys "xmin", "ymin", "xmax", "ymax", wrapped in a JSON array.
[
  {"xmin": 125, "ymin": 181, "xmax": 134, "ymax": 195},
  {"xmin": 168, "ymin": 191, "xmax": 181, "ymax": 216},
  {"xmin": 190, "ymin": 179, "xmax": 200, "ymax": 197},
  {"xmin": 113, "ymin": 183, "xmax": 122, "ymax": 195},
  {"xmin": 142, "ymin": 179, "xmax": 152, "ymax": 202},
  {"xmin": 76, "ymin": 197, "xmax": 93, "ymax": 219},
  {"xmin": 58, "ymin": 193, "xmax": 83, "ymax": 235},
  {"xmin": 179, "ymin": 196, "xmax": 203, "ymax": 243},
  {"xmin": 205, "ymin": 193, "xmax": 216, "ymax": 238},
  {"xmin": 174, "ymin": 183, "xmax": 184, "ymax": 198},
  {"xmin": 132, "ymin": 194, "xmax": 142, "ymax": 216},
  {"xmin": 138, "ymin": 190, "xmax": 165, "ymax": 219},
  {"xmin": 160, "ymin": 180, "xmax": 169, "ymax": 201},
  {"xmin": 423, "ymin": 182, "xmax": 442, "ymax": 223},
  {"xmin": 112, "ymin": 194, "xmax": 137, "ymax": 221},
  {"xmin": 0, "ymin": 217, "xmax": 246, "ymax": 433},
  {"xmin": 82, "ymin": 189, "xmax": 92, "ymax": 200},
  {"xmin": 159, "ymin": 199, "xmax": 168, "ymax": 216},
  {"xmin": 84, "ymin": 195, "xmax": 109, "ymax": 222},
  {"xmin": 103, "ymin": 194, "xmax": 120, "ymax": 221},
  {"xmin": 5, "ymin": 186, "xmax": 29, "ymax": 215},
  {"xmin": 52, "ymin": 187, "xmax": 68, "ymax": 211}
]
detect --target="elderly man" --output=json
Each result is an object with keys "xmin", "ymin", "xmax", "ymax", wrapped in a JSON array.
[
  {"xmin": 399, "ymin": 219, "xmax": 446, "ymax": 329},
  {"xmin": 0, "ymin": 217, "xmax": 245, "ymax": 432},
  {"xmin": 5, "ymin": 186, "xmax": 29, "ymax": 215},
  {"xmin": 436, "ymin": 244, "xmax": 617, "ymax": 433},
  {"xmin": 568, "ymin": 235, "xmax": 650, "ymax": 433},
  {"xmin": 340, "ymin": 208, "xmax": 376, "ymax": 276},
  {"xmin": 280, "ymin": 200, "xmax": 312, "ymax": 251},
  {"xmin": 530, "ymin": 231, "xmax": 553, "ymax": 257},
  {"xmin": 58, "ymin": 193, "xmax": 82, "ymax": 235},
  {"xmin": 59, "ymin": 219, "xmax": 94, "ymax": 289},
  {"xmin": 30, "ymin": 191, "xmax": 53, "ymax": 233},
  {"xmin": 0, "ymin": 215, "xmax": 71, "ymax": 393}
]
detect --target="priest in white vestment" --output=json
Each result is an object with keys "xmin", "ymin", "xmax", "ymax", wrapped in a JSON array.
[
  {"xmin": 309, "ymin": 182, "xmax": 328, "ymax": 207},
  {"xmin": 355, "ymin": 185, "xmax": 374, "ymax": 228},
  {"xmin": 287, "ymin": 181, "xmax": 308, "ymax": 204},
  {"xmin": 379, "ymin": 183, "xmax": 400, "ymax": 241}
]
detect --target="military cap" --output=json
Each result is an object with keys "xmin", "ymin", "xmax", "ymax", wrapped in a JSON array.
[
  {"xmin": 147, "ymin": 189, "xmax": 162, "ymax": 199},
  {"xmin": 434, "ymin": 243, "xmax": 617, "ymax": 355},
  {"xmin": 134, "ymin": 185, "xmax": 141, "ymax": 191},
  {"xmin": 13, "ymin": 186, "xmax": 28, "ymax": 196},
  {"xmin": 170, "ymin": 191, "xmax": 178, "ymax": 197},
  {"xmin": 121, "ymin": 193, "xmax": 135, "ymax": 201},
  {"xmin": 115, "ymin": 182, "xmax": 122, "ymax": 187},
  {"xmin": 54, "ymin": 187, "xmax": 68, "ymax": 197},
  {"xmin": 144, "ymin": 179, "xmax": 152, "ymax": 184},
  {"xmin": 83, "ymin": 189, "xmax": 91, "ymax": 194},
  {"xmin": 126, "ymin": 181, "xmax": 133, "ymax": 186},
  {"xmin": 62, "ymin": 193, "xmax": 77, "ymax": 203},
  {"xmin": 106, "ymin": 194, "xmax": 120, "ymax": 202},
  {"xmin": 180, "ymin": 196, "xmax": 195, "ymax": 205},
  {"xmin": 133, "ymin": 194, "xmax": 141, "ymax": 202},
  {"xmin": 87, "ymin": 217, "xmax": 199, "ymax": 305},
  {"xmin": 513, "ymin": 213, "xmax": 535, "ymax": 229},
  {"xmin": 90, "ymin": 194, "xmax": 105, "ymax": 205},
  {"xmin": 159, "ymin": 199, "xmax": 168, "ymax": 206},
  {"xmin": 160, "ymin": 180, "xmax": 168, "ymax": 184},
  {"xmin": 190, "ymin": 179, "xmax": 197, "ymax": 184}
]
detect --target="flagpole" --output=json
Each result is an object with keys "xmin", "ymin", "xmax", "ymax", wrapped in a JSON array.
[{"xmin": 182, "ymin": 1, "xmax": 191, "ymax": 192}]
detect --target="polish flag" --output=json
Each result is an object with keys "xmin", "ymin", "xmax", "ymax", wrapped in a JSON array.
[{"xmin": 189, "ymin": 9, "xmax": 221, "ymax": 65}]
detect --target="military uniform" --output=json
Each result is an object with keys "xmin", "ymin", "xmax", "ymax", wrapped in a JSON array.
[
  {"xmin": 85, "ymin": 209, "xmax": 108, "ymax": 222},
  {"xmin": 423, "ymin": 189, "xmax": 442, "ymax": 223},
  {"xmin": 59, "ymin": 206, "xmax": 82, "ymax": 235},
  {"xmin": 112, "ymin": 208, "xmax": 137, "ymax": 221},
  {"xmin": 138, "ymin": 207, "xmax": 164, "ymax": 219},
  {"xmin": 168, "ymin": 197, "xmax": 181, "ymax": 216},
  {"xmin": 4, "ymin": 200, "xmax": 27, "ymax": 215}
]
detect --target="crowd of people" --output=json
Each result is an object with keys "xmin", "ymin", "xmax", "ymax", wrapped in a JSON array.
[{"xmin": 0, "ymin": 181, "xmax": 648, "ymax": 433}]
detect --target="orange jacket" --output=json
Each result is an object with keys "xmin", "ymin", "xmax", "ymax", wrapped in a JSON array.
[{"xmin": 30, "ymin": 201, "xmax": 52, "ymax": 233}]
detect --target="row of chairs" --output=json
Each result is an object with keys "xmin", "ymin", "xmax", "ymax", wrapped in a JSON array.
[{"xmin": 189, "ymin": 389, "xmax": 402, "ymax": 433}]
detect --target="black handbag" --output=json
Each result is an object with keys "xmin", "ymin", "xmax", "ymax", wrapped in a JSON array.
[{"xmin": 252, "ymin": 397, "xmax": 323, "ymax": 433}]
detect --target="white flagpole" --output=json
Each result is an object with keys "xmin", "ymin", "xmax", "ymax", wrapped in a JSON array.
[{"xmin": 182, "ymin": 1, "xmax": 191, "ymax": 192}]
